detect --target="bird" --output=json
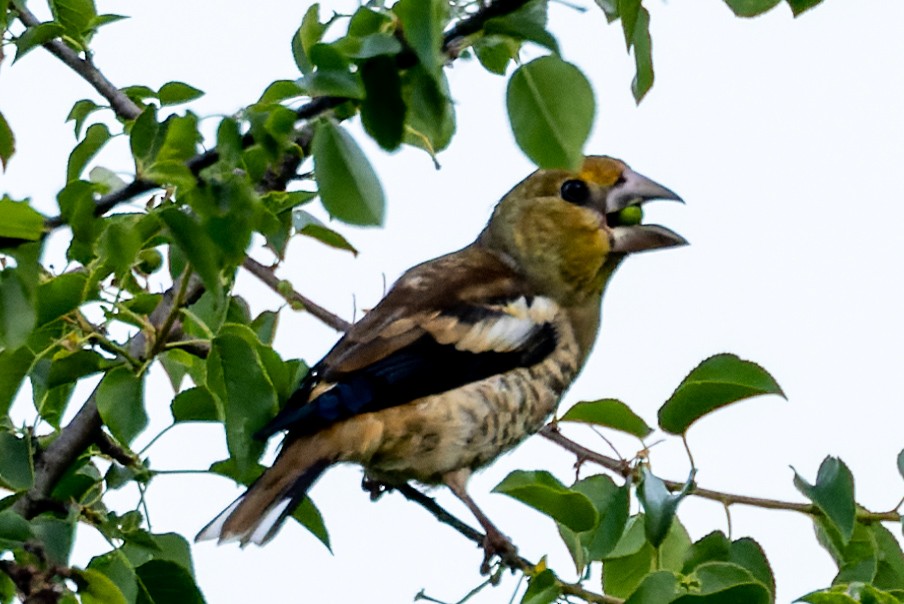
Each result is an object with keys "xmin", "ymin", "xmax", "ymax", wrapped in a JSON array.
[{"xmin": 196, "ymin": 155, "xmax": 685, "ymax": 568}]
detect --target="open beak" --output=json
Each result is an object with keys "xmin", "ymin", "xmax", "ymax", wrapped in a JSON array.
[{"xmin": 605, "ymin": 167, "xmax": 687, "ymax": 254}]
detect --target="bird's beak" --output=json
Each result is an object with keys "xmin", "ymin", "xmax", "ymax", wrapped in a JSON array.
[{"xmin": 604, "ymin": 167, "xmax": 687, "ymax": 254}]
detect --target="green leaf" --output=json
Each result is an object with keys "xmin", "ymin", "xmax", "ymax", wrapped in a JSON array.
[
  {"xmin": 687, "ymin": 561, "xmax": 772, "ymax": 603},
  {"xmin": 493, "ymin": 470, "xmax": 597, "ymax": 532},
  {"xmin": 559, "ymin": 398, "xmax": 652, "ymax": 438},
  {"xmin": 96, "ymin": 365, "xmax": 147, "ymax": 444},
  {"xmin": 594, "ymin": 0, "xmax": 620, "ymax": 22},
  {"xmin": 682, "ymin": 532, "xmax": 776, "ymax": 598},
  {"xmin": 158, "ymin": 81, "xmax": 204, "ymax": 106},
  {"xmin": 0, "ymin": 110, "xmax": 14, "ymax": 171},
  {"xmin": 135, "ymin": 560, "xmax": 204, "ymax": 604},
  {"xmin": 250, "ymin": 310, "xmax": 279, "ymax": 345},
  {"xmin": 13, "ymin": 22, "xmax": 65, "ymax": 63},
  {"xmin": 484, "ymin": 0, "xmax": 558, "ymax": 54},
  {"xmin": 393, "ymin": 0, "xmax": 446, "ymax": 78},
  {"xmin": 558, "ymin": 475, "xmax": 629, "ymax": 570},
  {"xmin": 402, "ymin": 65, "xmax": 455, "ymax": 157},
  {"xmin": 67, "ymin": 123, "xmax": 111, "ymax": 182},
  {"xmin": 207, "ymin": 334, "xmax": 279, "ymax": 481},
  {"xmin": 898, "ymin": 449, "xmax": 904, "ymax": 481},
  {"xmin": 31, "ymin": 514, "xmax": 75, "ymax": 565},
  {"xmin": 722, "ymin": 0, "xmax": 782, "ymax": 17},
  {"xmin": 521, "ymin": 569, "xmax": 561, "ymax": 604},
  {"xmin": 49, "ymin": 0, "xmax": 97, "ymax": 41},
  {"xmin": 786, "ymin": 0, "xmax": 824, "ymax": 16},
  {"xmin": 98, "ymin": 214, "xmax": 143, "ymax": 280},
  {"xmin": 603, "ymin": 516, "xmax": 691, "ymax": 598},
  {"xmin": 143, "ymin": 160, "xmax": 196, "ymax": 192},
  {"xmin": 0, "ymin": 196, "xmax": 44, "ymax": 241},
  {"xmin": 78, "ymin": 568, "xmax": 127, "ymax": 604},
  {"xmin": 0, "ymin": 347, "xmax": 34, "ymax": 416},
  {"xmin": 302, "ymin": 66, "xmax": 364, "ymax": 99},
  {"xmin": 46, "ymin": 350, "xmax": 111, "ymax": 388},
  {"xmin": 171, "ymin": 386, "xmax": 221, "ymax": 422},
  {"xmin": 312, "ymin": 119, "xmax": 385, "ymax": 226},
  {"xmin": 623, "ymin": 571, "xmax": 680, "ymax": 604},
  {"xmin": 0, "ymin": 509, "xmax": 34, "ymax": 549},
  {"xmin": 474, "ymin": 35, "xmax": 520, "ymax": 75},
  {"xmin": 794, "ymin": 456, "xmax": 856, "ymax": 545},
  {"xmin": 36, "ymin": 271, "xmax": 89, "ymax": 326},
  {"xmin": 258, "ymin": 80, "xmax": 305, "ymax": 104},
  {"xmin": 292, "ymin": 4, "xmax": 328, "ymax": 76},
  {"xmin": 0, "ymin": 432, "xmax": 34, "ymax": 490},
  {"xmin": 332, "ymin": 32, "xmax": 403, "ymax": 59},
  {"xmin": 130, "ymin": 106, "xmax": 165, "ymax": 172},
  {"xmin": 627, "ymin": 4, "xmax": 654, "ymax": 102},
  {"xmin": 291, "ymin": 497, "xmax": 331, "ymax": 551},
  {"xmin": 729, "ymin": 538, "xmax": 776, "ymax": 597},
  {"xmin": 658, "ymin": 354, "xmax": 784, "ymax": 434},
  {"xmin": 637, "ymin": 466, "xmax": 693, "ymax": 547},
  {"xmin": 0, "ymin": 268, "xmax": 37, "ymax": 349},
  {"xmin": 506, "ymin": 55, "xmax": 594, "ymax": 170},
  {"xmin": 87, "ymin": 553, "xmax": 137, "ymax": 604},
  {"xmin": 57, "ymin": 181, "xmax": 102, "ymax": 260},
  {"xmin": 156, "ymin": 112, "xmax": 201, "ymax": 163},
  {"xmin": 159, "ymin": 207, "xmax": 222, "ymax": 297},
  {"xmin": 585, "ymin": 482, "xmax": 630, "ymax": 561},
  {"xmin": 121, "ymin": 84, "xmax": 158, "ymax": 103},
  {"xmin": 89, "ymin": 13, "xmax": 128, "ymax": 29},
  {"xmin": 293, "ymin": 210, "xmax": 358, "ymax": 255},
  {"xmin": 66, "ymin": 99, "xmax": 103, "ymax": 137},
  {"xmin": 360, "ymin": 55, "xmax": 405, "ymax": 150},
  {"xmin": 121, "ymin": 532, "xmax": 195, "ymax": 575}
]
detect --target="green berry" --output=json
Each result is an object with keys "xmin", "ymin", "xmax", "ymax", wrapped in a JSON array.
[{"xmin": 614, "ymin": 205, "xmax": 643, "ymax": 226}]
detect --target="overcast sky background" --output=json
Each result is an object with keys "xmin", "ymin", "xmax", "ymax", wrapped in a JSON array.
[{"xmin": 3, "ymin": 0, "xmax": 904, "ymax": 602}]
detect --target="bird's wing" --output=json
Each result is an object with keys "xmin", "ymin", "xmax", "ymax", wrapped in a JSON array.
[{"xmin": 255, "ymin": 247, "xmax": 561, "ymax": 439}]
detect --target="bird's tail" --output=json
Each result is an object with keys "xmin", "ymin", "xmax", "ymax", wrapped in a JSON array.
[{"xmin": 195, "ymin": 437, "xmax": 333, "ymax": 547}]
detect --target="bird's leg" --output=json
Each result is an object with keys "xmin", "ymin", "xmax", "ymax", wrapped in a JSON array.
[{"xmin": 443, "ymin": 469, "xmax": 518, "ymax": 575}]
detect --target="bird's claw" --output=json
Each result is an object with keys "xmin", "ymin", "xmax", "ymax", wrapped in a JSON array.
[
  {"xmin": 361, "ymin": 477, "xmax": 393, "ymax": 501},
  {"xmin": 478, "ymin": 531, "xmax": 518, "ymax": 577}
]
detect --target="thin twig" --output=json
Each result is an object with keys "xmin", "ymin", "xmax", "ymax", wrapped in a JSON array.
[
  {"xmin": 242, "ymin": 257, "xmax": 351, "ymax": 332},
  {"xmin": 395, "ymin": 484, "xmax": 623, "ymax": 604},
  {"xmin": 539, "ymin": 425, "xmax": 902, "ymax": 523},
  {"xmin": 37, "ymin": 0, "xmax": 534, "ymax": 229},
  {"xmin": 14, "ymin": 273, "xmax": 204, "ymax": 519},
  {"xmin": 14, "ymin": 4, "xmax": 142, "ymax": 120}
]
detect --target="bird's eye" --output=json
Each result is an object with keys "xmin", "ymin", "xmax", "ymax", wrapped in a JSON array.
[{"xmin": 560, "ymin": 179, "xmax": 590, "ymax": 205}]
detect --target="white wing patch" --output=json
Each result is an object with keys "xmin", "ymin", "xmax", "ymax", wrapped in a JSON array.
[{"xmin": 452, "ymin": 296, "xmax": 559, "ymax": 353}]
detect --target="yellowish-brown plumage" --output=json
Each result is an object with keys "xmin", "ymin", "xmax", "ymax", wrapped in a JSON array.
[{"xmin": 197, "ymin": 156, "xmax": 685, "ymax": 562}]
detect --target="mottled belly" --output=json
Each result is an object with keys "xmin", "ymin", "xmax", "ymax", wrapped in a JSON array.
[{"xmin": 349, "ymin": 331, "xmax": 581, "ymax": 484}]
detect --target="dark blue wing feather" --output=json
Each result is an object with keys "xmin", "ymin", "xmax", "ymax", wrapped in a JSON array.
[{"xmin": 255, "ymin": 324, "xmax": 556, "ymax": 440}]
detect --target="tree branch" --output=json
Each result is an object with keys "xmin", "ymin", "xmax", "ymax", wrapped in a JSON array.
[
  {"xmin": 241, "ymin": 257, "xmax": 351, "ymax": 332},
  {"xmin": 539, "ymin": 425, "xmax": 902, "ymax": 524},
  {"xmin": 14, "ymin": 4, "xmax": 141, "ymax": 120},
  {"xmin": 395, "ymin": 483, "xmax": 623, "ymax": 604},
  {"xmin": 35, "ymin": 0, "xmax": 533, "ymax": 229}
]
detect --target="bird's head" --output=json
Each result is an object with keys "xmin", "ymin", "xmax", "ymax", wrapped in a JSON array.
[{"xmin": 480, "ymin": 155, "xmax": 686, "ymax": 304}]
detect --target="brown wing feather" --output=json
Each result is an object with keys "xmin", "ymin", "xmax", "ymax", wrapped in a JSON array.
[{"xmin": 320, "ymin": 244, "xmax": 528, "ymax": 380}]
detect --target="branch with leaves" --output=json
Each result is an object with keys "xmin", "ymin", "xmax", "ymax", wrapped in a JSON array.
[{"xmin": 4, "ymin": 1, "xmax": 899, "ymax": 604}]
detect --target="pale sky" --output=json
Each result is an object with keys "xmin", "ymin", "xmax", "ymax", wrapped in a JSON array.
[{"xmin": 3, "ymin": 1, "xmax": 904, "ymax": 602}]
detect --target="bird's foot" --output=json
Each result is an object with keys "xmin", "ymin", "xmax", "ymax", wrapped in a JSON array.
[
  {"xmin": 361, "ymin": 477, "xmax": 394, "ymax": 501},
  {"xmin": 479, "ymin": 528, "xmax": 519, "ymax": 576}
]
